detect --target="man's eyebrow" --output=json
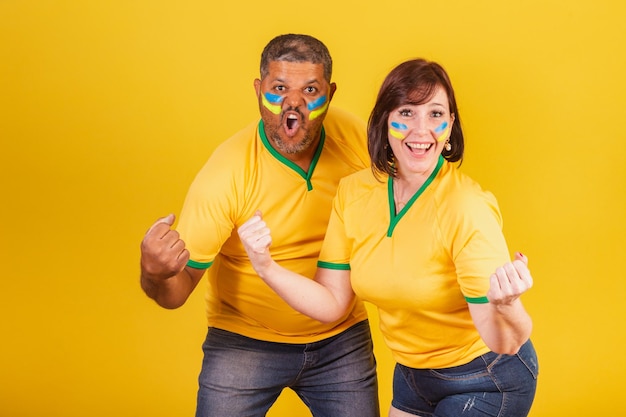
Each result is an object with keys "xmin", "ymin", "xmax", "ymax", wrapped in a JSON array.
[{"xmin": 270, "ymin": 77, "xmax": 322, "ymax": 85}]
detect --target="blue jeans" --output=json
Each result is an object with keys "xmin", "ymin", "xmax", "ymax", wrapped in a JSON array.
[
  {"xmin": 392, "ymin": 339, "xmax": 538, "ymax": 417},
  {"xmin": 195, "ymin": 320, "xmax": 379, "ymax": 417}
]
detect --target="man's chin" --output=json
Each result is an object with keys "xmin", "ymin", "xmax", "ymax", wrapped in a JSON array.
[{"xmin": 274, "ymin": 134, "xmax": 314, "ymax": 155}]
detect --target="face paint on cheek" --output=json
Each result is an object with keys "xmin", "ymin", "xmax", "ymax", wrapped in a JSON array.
[
  {"xmin": 262, "ymin": 92, "xmax": 283, "ymax": 115},
  {"xmin": 389, "ymin": 121, "xmax": 408, "ymax": 140},
  {"xmin": 434, "ymin": 121, "xmax": 449, "ymax": 142},
  {"xmin": 308, "ymin": 95, "xmax": 328, "ymax": 120}
]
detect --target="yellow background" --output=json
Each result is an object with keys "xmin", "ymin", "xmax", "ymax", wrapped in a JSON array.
[{"xmin": 1, "ymin": 0, "xmax": 624, "ymax": 416}]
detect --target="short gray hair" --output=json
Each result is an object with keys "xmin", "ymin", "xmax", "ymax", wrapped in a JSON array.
[{"xmin": 260, "ymin": 34, "xmax": 332, "ymax": 82}]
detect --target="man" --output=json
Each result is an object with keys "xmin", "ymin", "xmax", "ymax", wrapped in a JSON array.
[{"xmin": 140, "ymin": 34, "xmax": 379, "ymax": 416}]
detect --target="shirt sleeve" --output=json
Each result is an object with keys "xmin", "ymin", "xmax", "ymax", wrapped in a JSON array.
[
  {"xmin": 446, "ymin": 187, "xmax": 510, "ymax": 302},
  {"xmin": 176, "ymin": 145, "xmax": 242, "ymax": 268},
  {"xmin": 318, "ymin": 178, "xmax": 352, "ymax": 269}
]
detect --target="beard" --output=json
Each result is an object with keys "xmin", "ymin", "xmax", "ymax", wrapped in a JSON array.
[
  {"xmin": 267, "ymin": 126, "xmax": 315, "ymax": 155},
  {"xmin": 263, "ymin": 106, "xmax": 322, "ymax": 155}
]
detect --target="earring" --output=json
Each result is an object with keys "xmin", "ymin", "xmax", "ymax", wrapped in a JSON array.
[{"xmin": 445, "ymin": 141, "xmax": 451, "ymax": 151}]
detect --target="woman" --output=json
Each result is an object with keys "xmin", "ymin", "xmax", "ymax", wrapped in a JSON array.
[{"xmin": 238, "ymin": 58, "xmax": 538, "ymax": 417}]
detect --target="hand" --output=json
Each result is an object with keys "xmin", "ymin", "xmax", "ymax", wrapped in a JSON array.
[
  {"xmin": 237, "ymin": 211, "xmax": 273, "ymax": 273},
  {"xmin": 487, "ymin": 252, "xmax": 533, "ymax": 307},
  {"xmin": 140, "ymin": 214, "xmax": 189, "ymax": 281}
]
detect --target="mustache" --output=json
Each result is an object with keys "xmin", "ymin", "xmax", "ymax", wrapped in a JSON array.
[{"xmin": 282, "ymin": 106, "xmax": 305, "ymax": 119}]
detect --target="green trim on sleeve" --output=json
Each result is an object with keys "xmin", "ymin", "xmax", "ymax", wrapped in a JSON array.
[
  {"xmin": 317, "ymin": 261, "xmax": 351, "ymax": 270},
  {"xmin": 187, "ymin": 259, "xmax": 213, "ymax": 269},
  {"xmin": 465, "ymin": 296, "xmax": 489, "ymax": 304}
]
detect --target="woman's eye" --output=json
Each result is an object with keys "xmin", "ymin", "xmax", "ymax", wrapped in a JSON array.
[
  {"xmin": 432, "ymin": 111, "xmax": 443, "ymax": 117},
  {"xmin": 399, "ymin": 109, "xmax": 412, "ymax": 117}
]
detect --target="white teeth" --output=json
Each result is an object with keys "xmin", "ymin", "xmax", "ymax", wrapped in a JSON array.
[
  {"xmin": 406, "ymin": 143, "xmax": 432, "ymax": 150},
  {"xmin": 287, "ymin": 114, "xmax": 298, "ymax": 119}
]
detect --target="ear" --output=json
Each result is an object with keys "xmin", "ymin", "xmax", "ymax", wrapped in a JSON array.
[
  {"xmin": 253, "ymin": 78, "xmax": 261, "ymax": 96},
  {"xmin": 328, "ymin": 82, "xmax": 337, "ymax": 101}
]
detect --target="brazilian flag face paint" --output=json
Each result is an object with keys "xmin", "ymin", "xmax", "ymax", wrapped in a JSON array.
[
  {"xmin": 307, "ymin": 95, "xmax": 328, "ymax": 120},
  {"xmin": 262, "ymin": 92, "xmax": 283, "ymax": 115},
  {"xmin": 389, "ymin": 121, "xmax": 408, "ymax": 140},
  {"xmin": 434, "ymin": 121, "xmax": 449, "ymax": 142}
]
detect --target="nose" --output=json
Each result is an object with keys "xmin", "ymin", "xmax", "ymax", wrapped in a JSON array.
[
  {"xmin": 285, "ymin": 91, "xmax": 306, "ymax": 108},
  {"xmin": 406, "ymin": 117, "xmax": 429, "ymax": 136}
]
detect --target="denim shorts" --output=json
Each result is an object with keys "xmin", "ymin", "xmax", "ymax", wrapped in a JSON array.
[
  {"xmin": 195, "ymin": 320, "xmax": 379, "ymax": 417},
  {"xmin": 392, "ymin": 339, "xmax": 538, "ymax": 417}
]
